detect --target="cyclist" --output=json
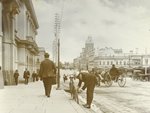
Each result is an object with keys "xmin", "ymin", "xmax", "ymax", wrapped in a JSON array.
[{"xmin": 109, "ymin": 64, "xmax": 119, "ymax": 81}]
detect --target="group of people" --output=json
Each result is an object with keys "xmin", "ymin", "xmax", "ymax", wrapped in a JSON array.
[
  {"xmin": 13, "ymin": 69, "xmax": 39, "ymax": 85},
  {"xmin": 70, "ymin": 64, "xmax": 120, "ymax": 109},
  {"xmin": 13, "ymin": 51, "xmax": 120, "ymax": 110}
]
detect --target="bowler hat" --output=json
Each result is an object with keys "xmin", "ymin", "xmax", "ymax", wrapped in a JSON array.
[{"xmin": 44, "ymin": 53, "xmax": 49, "ymax": 58}]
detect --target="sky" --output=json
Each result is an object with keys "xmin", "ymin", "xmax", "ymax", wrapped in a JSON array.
[{"xmin": 33, "ymin": 0, "xmax": 150, "ymax": 62}]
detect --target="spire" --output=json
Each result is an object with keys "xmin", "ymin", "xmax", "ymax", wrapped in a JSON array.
[{"xmin": 86, "ymin": 36, "xmax": 93, "ymax": 44}]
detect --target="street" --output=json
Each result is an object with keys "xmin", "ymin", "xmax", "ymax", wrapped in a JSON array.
[
  {"xmin": 1, "ymin": 69, "xmax": 150, "ymax": 113},
  {"xmin": 87, "ymin": 78, "xmax": 150, "ymax": 113},
  {"xmin": 62, "ymin": 70, "xmax": 150, "ymax": 113}
]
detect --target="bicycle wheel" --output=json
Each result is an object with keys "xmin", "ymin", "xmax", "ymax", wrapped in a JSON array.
[
  {"xmin": 105, "ymin": 72, "xmax": 113, "ymax": 87},
  {"xmin": 118, "ymin": 74, "xmax": 126, "ymax": 87}
]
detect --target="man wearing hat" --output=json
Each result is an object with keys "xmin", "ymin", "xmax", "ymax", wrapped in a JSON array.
[
  {"xmin": 110, "ymin": 64, "xmax": 119, "ymax": 81},
  {"xmin": 77, "ymin": 70, "xmax": 97, "ymax": 108},
  {"xmin": 39, "ymin": 52, "xmax": 56, "ymax": 97}
]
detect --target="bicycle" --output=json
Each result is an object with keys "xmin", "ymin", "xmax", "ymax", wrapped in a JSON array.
[
  {"xmin": 69, "ymin": 75, "xmax": 79, "ymax": 104},
  {"xmin": 108, "ymin": 70, "xmax": 126, "ymax": 87},
  {"xmin": 98, "ymin": 70, "xmax": 126, "ymax": 87},
  {"xmin": 97, "ymin": 71, "xmax": 113, "ymax": 87}
]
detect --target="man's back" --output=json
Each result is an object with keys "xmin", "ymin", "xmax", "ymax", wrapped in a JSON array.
[
  {"xmin": 79, "ymin": 72, "xmax": 96, "ymax": 90},
  {"xmin": 110, "ymin": 67, "xmax": 119, "ymax": 77},
  {"xmin": 39, "ymin": 59, "xmax": 56, "ymax": 78}
]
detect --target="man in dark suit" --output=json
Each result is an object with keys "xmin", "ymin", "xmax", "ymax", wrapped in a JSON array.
[
  {"xmin": 39, "ymin": 53, "xmax": 56, "ymax": 97},
  {"xmin": 77, "ymin": 71, "xmax": 97, "ymax": 108},
  {"xmin": 14, "ymin": 69, "xmax": 19, "ymax": 85},
  {"xmin": 32, "ymin": 71, "xmax": 37, "ymax": 82},
  {"xmin": 23, "ymin": 68, "xmax": 30, "ymax": 84}
]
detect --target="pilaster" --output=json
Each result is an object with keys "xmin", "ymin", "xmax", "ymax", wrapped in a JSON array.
[
  {"xmin": 2, "ymin": 1, "xmax": 18, "ymax": 85},
  {"xmin": 0, "ymin": 2, "xmax": 4, "ymax": 89}
]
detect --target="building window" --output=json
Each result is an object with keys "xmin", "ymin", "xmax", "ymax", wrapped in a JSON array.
[
  {"xmin": 107, "ymin": 61, "xmax": 109, "ymax": 65},
  {"xmin": 111, "ymin": 61, "xmax": 113, "ymax": 65},
  {"xmin": 103, "ymin": 61, "xmax": 105, "ymax": 65},
  {"xmin": 99, "ymin": 61, "xmax": 101, "ymax": 65},
  {"xmin": 116, "ymin": 61, "xmax": 118, "ymax": 65},
  {"xmin": 145, "ymin": 59, "xmax": 148, "ymax": 65},
  {"xmin": 124, "ymin": 61, "xmax": 126, "ymax": 65},
  {"xmin": 120, "ymin": 61, "xmax": 122, "ymax": 65}
]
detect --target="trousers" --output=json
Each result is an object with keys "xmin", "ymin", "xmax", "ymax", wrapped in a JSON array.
[
  {"xmin": 43, "ymin": 77, "xmax": 52, "ymax": 96},
  {"xmin": 86, "ymin": 84, "xmax": 95, "ymax": 106}
]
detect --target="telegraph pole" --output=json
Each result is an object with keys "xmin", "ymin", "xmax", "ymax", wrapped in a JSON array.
[
  {"xmin": 53, "ymin": 0, "xmax": 65, "ymax": 90},
  {"xmin": 57, "ymin": 38, "xmax": 60, "ymax": 89},
  {"xmin": 54, "ymin": 13, "xmax": 61, "ymax": 90}
]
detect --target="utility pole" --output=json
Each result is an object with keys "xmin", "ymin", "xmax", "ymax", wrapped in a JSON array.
[
  {"xmin": 57, "ymin": 38, "xmax": 60, "ymax": 89},
  {"xmin": 54, "ymin": 13, "xmax": 61, "ymax": 90},
  {"xmin": 53, "ymin": 0, "xmax": 65, "ymax": 90}
]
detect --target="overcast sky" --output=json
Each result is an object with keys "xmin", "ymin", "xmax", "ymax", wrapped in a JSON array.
[{"xmin": 33, "ymin": 0, "xmax": 150, "ymax": 62}]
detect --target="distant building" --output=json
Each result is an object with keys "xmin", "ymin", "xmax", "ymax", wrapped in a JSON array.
[
  {"xmin": 73, "ymin": 39, "xmax": 150, "ymax": 71},
  {"xmin": 73, "ymin": 57, "xmax": 81, "ymax": 70},
  {"xmin": 2, "ymin": 0, "xmax": 39, "ymax": 85},
  {"xmin": 94, "ymin": 55, "xmax": 129, "ymax": 68},
  {"xmin": 97, "ymin": 47, "xmax": 123, "ymax": 56},
  {"xmin": 73, "ymin": 36, "xmax": 95, "ymax": 70}
]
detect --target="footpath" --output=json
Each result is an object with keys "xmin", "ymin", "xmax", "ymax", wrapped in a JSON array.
[{"xmin": 0, "ymin": 81, "xmax": 96, "ymax": 113}]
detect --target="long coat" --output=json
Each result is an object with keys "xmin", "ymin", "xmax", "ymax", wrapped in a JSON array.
[
  {"xmin": 77, "ymin": 72, "xmax": 97, "ymax": 106},
  {"xmin": 39, "ymin": 59, "xmax": 56, "ymax": 78},
  {"xmin": 23, "ymin": 71, "xmax": 30, "ymax": 78},
  {"xmin": 78, "ymin": 72, "xmax": 97, "ymax": 90}
]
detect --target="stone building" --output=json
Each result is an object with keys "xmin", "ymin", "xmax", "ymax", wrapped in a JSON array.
[
  {"xmin": 2, "ymin": 0, "xmax": 39, "ymax": 85},
  {"xmin": 0, "ymin": 1, "xmax": 3, "ymax": 88},
  {"xmin": 73, "ymin": 36, "xmax": 95, "ymax": 71}
]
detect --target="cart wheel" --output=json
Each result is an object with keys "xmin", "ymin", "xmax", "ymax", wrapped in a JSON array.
[
  {"xmin": 118, "ymin": 74, "xmax": 126, "ymax": 87},
  {"xmin": 105, "ymin": 73, "xmax": 113, "ymax": 87}
]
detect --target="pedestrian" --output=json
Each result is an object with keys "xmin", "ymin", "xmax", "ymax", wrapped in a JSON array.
[
  {"xmin": 14, "ymin": 70, "xmax": 19, "ymax": 85},
  {"xmin": 77, "ymin": 70, "xmax": 97, "ymax": 108},
  {"xmin": 39, "ymin": 52, "xmax": 56, "ymax": 97},
  {"xmin": 0, "ymin": 66, "xmax": 4, "ymax": 89},
  {"xmin": 23, "ymin": 68, "xmax": 30, "ymax": 84},
  {"xmin": 63, "ymin": 74, "xmax": 67, "ymax": 83},
  {"xmin": 36, "ymin": 73, "xmax": 39, "ymax": 81},
  {"xmin": 32, "ymin": 71, "xmax": 37, "ymax": 82}
]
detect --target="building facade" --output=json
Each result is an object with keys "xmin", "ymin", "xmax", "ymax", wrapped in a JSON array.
[
  {"xmin": 2, "ymin": 0, "xmax": 39, "ymax": 85},
  {"xmin": 0, "ymin": 1, "xmax": 3, "ymax": 88},
  {"xmin": 73, "ymin": 37, "xmax": 150, "ymax": 71},
  {"xmin": 73, "ymin": 36, "xmax": 95, "ymax": 71}
]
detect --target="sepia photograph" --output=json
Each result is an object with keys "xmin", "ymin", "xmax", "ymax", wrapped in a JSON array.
[{"xmin": 0, "ymin": 0, "xmax": 150, "ymax": 113}]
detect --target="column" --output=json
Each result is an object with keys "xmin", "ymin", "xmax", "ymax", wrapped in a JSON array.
[
  {"xmin": 2, "ymin": 2, "xmax": 15, "ymax": 85},
  {"xmin": 0, "ymin": 2, "xmax": 4, "ymax": 88}
]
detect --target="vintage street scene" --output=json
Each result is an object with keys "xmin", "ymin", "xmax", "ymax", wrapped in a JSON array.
[{"xmin": 0, "ymin": 0, "xmax": 150, "ymax": 113}]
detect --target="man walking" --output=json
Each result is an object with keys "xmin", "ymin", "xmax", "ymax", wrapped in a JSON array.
[
  {"xmin": 14, "ymin": 70, "xmax": 19, "ymax": 85},
  {"xmin": 77, "ymin": 70, "xmax": 97, "ymax": 108},
  {"xmin": 23, "ymin": 68, "xmax": 30, "ymax": 84},
  {"xmin": 39, "ymin": 53, "xmax": 56, "ymax": 97},
  {"xmin": 32, "ymin": 71, "xmax": 37, "ymax": 82}
]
